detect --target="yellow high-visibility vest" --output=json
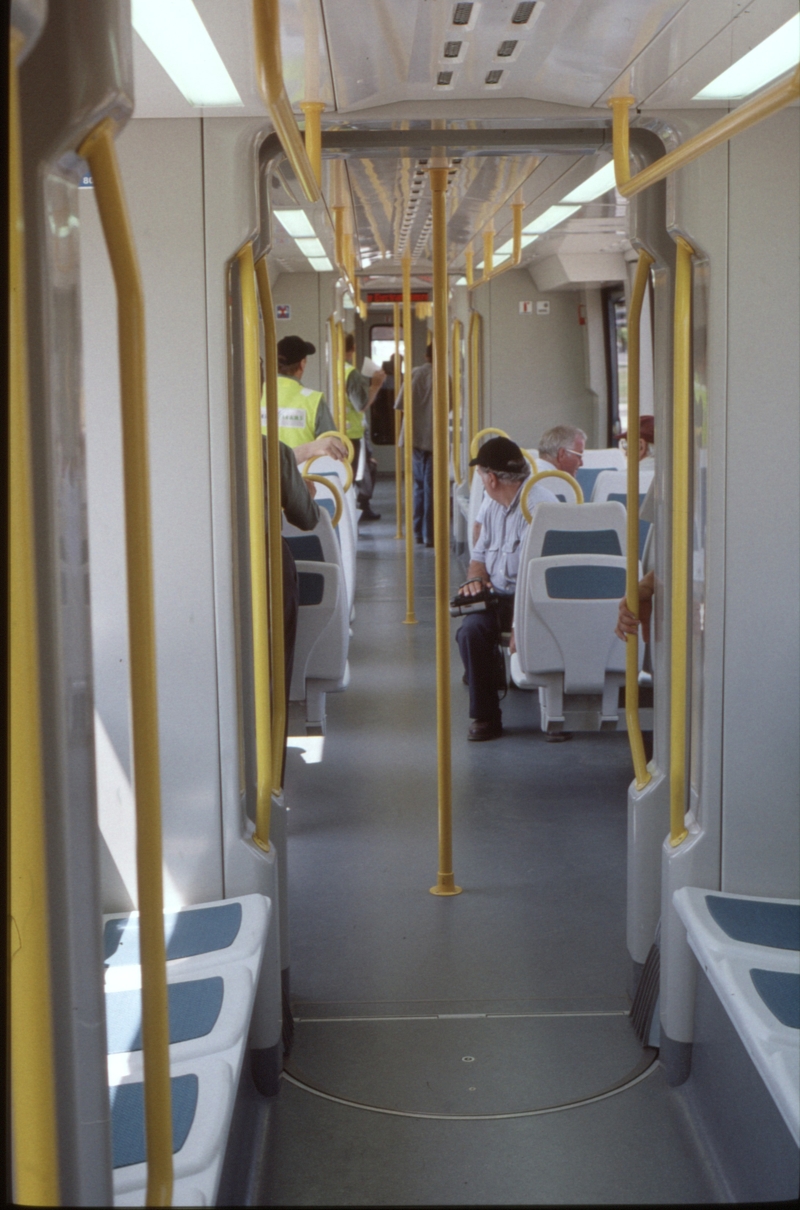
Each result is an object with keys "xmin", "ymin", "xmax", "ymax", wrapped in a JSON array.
[
  {"xmin": 268, "ymin": 375, "xmax": 324, "ymax": 448},
  {"xmin": 344, "ymin": 363, "xmax": 366, "ymax": 441}
]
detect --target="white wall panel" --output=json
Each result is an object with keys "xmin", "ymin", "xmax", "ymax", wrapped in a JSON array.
[{"xmin": 271, "ymin": 271, "xmax": 338, "ymax": 397}]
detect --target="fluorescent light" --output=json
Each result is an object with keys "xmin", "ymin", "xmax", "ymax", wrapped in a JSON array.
[
  {"xmin": 562, "ymin": 160, "xmax": 618, "ymax": 204},
  {"xmin": 523, "ymin": 204, "xmax": 581, "ymax": 235},
  {"xmin": 132, "ymin": 0, "xmax": 242, "ymax": 107},
  {"xmin": 295, "ymin": 237, "xmax": 328, "ymax": 259},
  {"xmin": 308, "ymin": 257, "xmax": 334, "ymax": 272},
  {"xmin": 456, "ymin": 276, "xmax": 468, "ymax": 285},
  {"xmin": 694, "ymin": 14, "xmax": 800, "ymax": 99},
  {"xmin": 495, "ymin": 233, "xmax": 538, "ymax": 256},
  {"xmin": 275, "ymin": 210, "xmax": 317, "ymax": 238}
]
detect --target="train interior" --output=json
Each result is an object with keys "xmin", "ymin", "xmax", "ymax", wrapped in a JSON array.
[{"xmin": 8, "ymin": 0, "xmax": 800, "ymax": 1205}]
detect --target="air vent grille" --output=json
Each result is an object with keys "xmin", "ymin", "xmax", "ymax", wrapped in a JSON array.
[
  {"xmin": 453, "ymin": 2, "xmax": 473, "ymax": 26},
  {"xmin": 437, "ymin": 71, "xmax": 454, "ymax": 86},
  {"xmin": 512, "ymin": 1, "xmax": 536, "ymax": 23},
  {"xmin": 497, "ymin": 40, "xmax": 517, "ymax": 57},
  {"xmin": 444, "ymin": 41, "xmax": 462, "ymax": 58},
  {"xmin": 485, "ymin": 69, "xmax": 503, "ymax": 85}
]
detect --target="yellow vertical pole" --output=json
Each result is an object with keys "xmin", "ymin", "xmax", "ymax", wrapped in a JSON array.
[
  {"xmin": 78, "ymin": 118, "xmax": 173, "ymax": 1205},
  {"xmin": 451, "ymin": 318, "xmax": 462, "ymax": 486},
  {"xmin": 608, "ymin": 95, "xmax": 634, "ymax": 190},
  {"xmin": 255, "ymin": 256, "xmax": 287, "ymax": 795},
  {"xmin": 467, "ymin": 310, "xmax": 481, "ymax": 484},
  {"xmin": 9, "ymin": 29, "xmax": 61, "ymax": 1206},
  {"xmin": 429, "ymin": 162, "xmax": 461, "ymax": 897},
  {"xmin": 393, "ymin": 302, "xmax": 403, "ymax": 537},
  {"xmin": 336, "ymin": 321, "xmax": 346, "ymax": 435},
  {"xmin": 237, "ymin": 243, "xmax": 272, "ymax": 851},
  {"xmin": 465, "ymin": 246, "xmax": 474, "ymax": 289},
  {"xmin": 669, "ymin": 237, "xmax": 693, "ymax": 847},
  {"xmin": 402, "ymin": 254, "xmax": 417, "ymax": 624},
  {"xmin": 625, "ymin": 249, "xmax": 655, "ymax": 790},
  {"xmin": 482, "ymin": 228, "xmax": 494, "ymax": 279},
  {"xmin": 299, "ymin": 101, "xmax": 324, "ymax": 187}
]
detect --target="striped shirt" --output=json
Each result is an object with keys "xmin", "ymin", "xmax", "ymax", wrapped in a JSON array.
[{"xmin": 473, "ymin": 481, "xmax": 558, "ymax": 594}]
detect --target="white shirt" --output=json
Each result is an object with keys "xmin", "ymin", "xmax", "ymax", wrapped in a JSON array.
[{"xmin": 472, "ymin": 483, "xmax": 552, "ymax": 595}]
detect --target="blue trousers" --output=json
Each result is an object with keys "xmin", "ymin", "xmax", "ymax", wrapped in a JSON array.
[
  {"xmin": 412, "ymin": 448, "xmax": 433, "ymax": 544},
  {"xmin": 456, "ymin": 595, "xmax": 514, "ymax": 722}
]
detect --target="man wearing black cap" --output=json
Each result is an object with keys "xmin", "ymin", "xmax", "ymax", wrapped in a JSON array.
[
  {"xmin": 275, "ymin": 335, "xmax": 336, "ymax": 449},
  {"xmin": 457, "ymin": 436, "xmax": 551, "ymax": 740}
]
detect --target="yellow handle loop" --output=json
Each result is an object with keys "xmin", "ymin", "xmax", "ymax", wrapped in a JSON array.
[
  {"xmin": 521, "ymin": 469, "xmax": 584, "ymax": 522},
  {"xmin": 469, "ymin": 426, "xmax": 508, "ymax": 461},
  {"xmin": 317, "ymin": 429, "xmax": 355, "ymax": 462},
  {"xmin": 303, "ymin": 473, "xmax": 344, "ymax": 529},
  {"xmin": 522, "ymin": 449, "xmax": 538, "ymax": 474},
  {"xmin": 303, "ymin": 453, "xmax": 354, "ymax": 493}
]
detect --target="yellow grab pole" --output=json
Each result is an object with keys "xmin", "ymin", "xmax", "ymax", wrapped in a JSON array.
[
  {"xmin": 625, "ymin": 250, "xmax": 655, "ymax": 790},
  {"xmin": 237, "ymin": 243, "xmax": 273, "ymax": 850},
  {"xmin": 402, "ymin": 254, "xmax": 417, "ymax": 624},
  {"xmin": 299, "ymin": 101, "xmax": 325, "ymax": 187},
  {"xmin": 511, "ymin": 200, "xmax": 523, "ymax": 266},
  {"xmin": 451, "ymin": 318, "xmax": 463, "ymax": 486},
  {"xmin": 79, "ymin": 119, "xmax": 173, "ymax": 1206},
  {"xmin": 393, "ymin": 303, "xmax": 403, "ymax": 537},
  {"xmin": 465, "ymin": 247, "xmax": 474, "ymax": 288},
  {"xmin": 482, "ymin": 228, "xmax": 494, "ymax": 279},
  {"xmin": 255, "ymin": 256, "xmax": 287, "ymax": 796},
  {"xmin": 470, "ymin": 427, "xmax": 509, "ymax": 461},
  {"xmin": 429, "ymin": 163, "xmax": 461, "ymax": 897},
  {"xmin": 252, "ymin": 0, "xmax": 320, "ymax": 204},
  {"xmin": 467, "ymin": 310, "xmax": 481, "ymax": 483},
  {"xmin": 609, "ymin": 67, "xmax": 800, "ymax": 198},
  {"xmin": 336, "ymin": 321, "xmax": 347, "ymax": 435},
  {"xmin": 669, "ymin": 237, "xmax": 694, "ymax": 847},
  {"xmin": 333, "ymin": 207, "xmax": 345, "ymax": 277},
  {"xmin": 520, "ymin": 470, "xmax": 584, "ymax": 522},
  {"xmin": 9, "ymin": 29, "xmax": 61, "ymax": 1206}
]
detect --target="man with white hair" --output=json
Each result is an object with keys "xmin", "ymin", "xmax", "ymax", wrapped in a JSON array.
[{"xmin": 537, "ymin": 423, "xmax": 586, "ymax": 477}]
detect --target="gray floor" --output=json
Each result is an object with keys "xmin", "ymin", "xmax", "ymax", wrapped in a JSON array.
[{"xmin": 254, "ymin": 479, "xmax": 722, "ymax": 1206}]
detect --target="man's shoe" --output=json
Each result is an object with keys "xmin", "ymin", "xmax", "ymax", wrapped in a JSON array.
[
  {"xmin": 468, "ymin": 718, "xmax": 503, "ymax": 742},
  {"xmin": 545, "ymin": 731, "xmax": 573, "ymax": 743},
  {"xmin": 359, "ymin": 506, "xmax": 381, "ymax": 521}
]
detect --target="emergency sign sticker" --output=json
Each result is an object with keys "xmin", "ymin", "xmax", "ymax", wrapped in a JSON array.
[
  {"xmin": 279, "ymin": 408, "xmax": 306, "ymax": 428},
  {"xmin": 276, "ymin": 304, "xmax": 291, "ymax": 320}
]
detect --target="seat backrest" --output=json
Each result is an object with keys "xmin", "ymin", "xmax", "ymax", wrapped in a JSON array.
[
  {"xmin": 291, "ymin": 473, "xmax": 356, "ymax": 614},
  {"xmin": 467, "ymin": 469, "xmax": 486, "ymax": 557},
  {"xmin": 580, "ymin": 447, "xmax": 626, "ymax": 470},
  {"xmin": 283, "ymin": 507, "xmax": 340, "ymax": 567},
  {"xmin": 590, "ymin": 469, "xmax": 654, "ymax": 558},
  {"xmin": 526, "ymin": 500, "xmax": 627, "ymax": 559},
  {"xmin": 517, "ymin": 554, "xmax": 628, "ymax": 694}
]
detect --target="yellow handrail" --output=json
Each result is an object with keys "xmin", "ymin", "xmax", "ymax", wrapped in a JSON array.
[
  {"xmin": 468, "ymin": 201, "xmax": 525, "ymax": 289},
  {"xmin": 9, "ymin": 27, "xmax": 61, "ymax": 1205},
  {"xmin": 669, "ymin": 237, "xmax": 694, "ymax": 847},
  {"xmin": 254, "ymin": 255, "xmax": 287, "ymax": 797},
  {"xmin": 78, "ymin": 118, "xmax": 173, "ymax": 1207},
  {"xmin": 451, "ymin": 318, "xmax": 463, "ymax": 485},
  {"xmin": 469, "ymin": 426, "xmax": 508, "ymax": 460},
  {"xmin": 301, "ymin": 473, "xmax": 344, "ymax": 529},
  {"xmin": 236, "ymin": 243, "xmax": 273, "ymax": 851},
  {"xmin": 609, "ymin": 67, "xmax": 800, "ymax": 198},
  {"xmin": 317, "ymin": 429, "xmax": 355, "ymax": 462},
  {"xmin": 520, "ymin": 469, "xmax": 583, "ymax": 523},
  {"xmin": 522, "ymin": 449, "xmax": 538, "ymax": 475},
  {"xmin": 336, "ymin": 322, "xmax": 347, "ymax": 436},
  {"xmin": 429, "ymin": 164, "xmax": 461, "ymax": 897},
  {"xmin": 252, "ymin": 0, "xmax": 321, "ymax": 204},
  {"xmin": 402, "ymin": 253, "xmax": 417, "ymax": 624},
  {"xmin": 625, "ymin": 249, "xmax": 655, "ymax": 791},
  {"xmin": 467, "ymin": 311, "xmax": 482, "ymax": 483},
  {"xmin": 299, "ymin": 100, "xmax": 325, "ymax": 187},
  {"xmin": 393, "ymin": 303, "xmax": 403, "ymax": 536},
  {"xmin": 302, "ymin": 452, "xmax": 354, "ymax": 493}
]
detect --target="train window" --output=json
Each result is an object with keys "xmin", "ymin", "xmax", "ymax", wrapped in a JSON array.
[
  {"xmin": 603, "ymin": 285, "xmax": 627, "ymax": 443},
  {"xmin": 369, "ymin": 324, "xmax": 405, "ymax": 445}
]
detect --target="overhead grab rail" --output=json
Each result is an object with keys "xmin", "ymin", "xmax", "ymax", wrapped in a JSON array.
[
  {"xmin": 78, "ymin": 118, "xmax": 173, "ymax": 1206},
  {"xmin": 237, "ymin": 243, "xmax": 273, "ymax": 850},
  {"xmin": 429, "ymin": 157, "xmax": 461, "ymax": 897},
  {"xmin": 521, "ymin": 469, "xmax": 584, "ymax": 523},
  {"xmin": 252, "ymin": 0, "xmax": 320, "ymax": 204},
  {"xmin": 9, "ymin": 25, "xmax": 61, "ymax": 1206},
  {"xmin": 394, "ymin": 303, "xmax": 404, "ymax": 536},
  {"xmin": 608, "ymin": 66, "xmax": 800, "ymax": 198},
  {"xmin": 451, "ymin": 318, "xmax": 463, "ymax": 486},
  {"xmin": 402, "ymin": 253, "xmax": 417, "ymax": 625},
  {"xmin": 465, "ymin": 198, "xmax": 525, "ymax": 290},
  {"xmin": 669, "ymin": 236, "xmax": 694, "ymax": 848},
  {"xmin": 624, "ymin": 249, "xmax": 655, "ymax": 791},
  {"xmin": 254, "ymin": 255, "xmax": 287, "ymax": 797},
  {"xmin": 301, "ymin": 473, "xmax": 344, "ymax": 529},
  {"xmin": 467, "ymin": 312, "xmax": 482, "ymax": 483}
]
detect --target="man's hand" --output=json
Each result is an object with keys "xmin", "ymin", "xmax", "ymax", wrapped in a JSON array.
[
  {"xmin": 294, "ymin": 435, "xmax": 348, "ymax": 464},
  {"xmin": 615, "ymin": 570, "xmax": 655, "ymax": 642},
  {"xmin": 459, "ymin": 561, "xmax": 491, "ymax": 597},
  {"xmin": 304, "ymin": 479, "xmax": 317, "ymax": 498},
  {"xmin": 367, "ymin": 369, "xmax": 387, "ymax": 407}
]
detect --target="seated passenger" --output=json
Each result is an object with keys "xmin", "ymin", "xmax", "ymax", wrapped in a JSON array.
[
  {"xmin": 537, "ymin": 423, "xmax": 587, "ymax": 476},
  {"xmin": 456, "ymin": 437, "xmax": 532, "ymax": 742},
  {"xmin": 620, "ymin": 414, "xmax": 655, "ymax": 474},
  {"xmin": 344, "ymin": 332, "xmax": 386, "ymax": 521},
  {"xmin": 276, "ymin": 334, "xmax": 336, "ymax": 450}
]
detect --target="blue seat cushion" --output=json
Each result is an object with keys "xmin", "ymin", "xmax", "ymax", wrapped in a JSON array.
[
  {"xmin": 106, "ymin": 977, "xmax": 224, "ymax": 1054},
  {"xmin": 608, "ymin": 492, "xmax": 650, "ymax": 557},
  {"xmin": 706, "ymin": 896, "xmax": 800, "ymax": 951},
  {"xmin": 545, "ymin": 565, "xmax": 626, "ymax": 600},
  {"xmin": 750, "ymin": 969, "xmax": 800, "ymax": 1030},
  {"xmin": 541, "ymin": 529, "xmax": 622, "ymax": 556},
  {"xmin": 319, "ymin": 498, "xmax": 336, "ymax": 520},
  {"xmin": 576, "ymin": 466, "xmax": 614, "ymax": 498},
  {"xmin": 104, "ymin": 903, "xmax": 242, "ymax": 966},
  {"xmin": 285, "ymin": 534, "xmax": 325, "ymax": 562},
  {"xmin": 111, "ymin": 1074, "xmax": 198, "ymax": 1168},
  {"xmin": 299, "ymin": 571, "xmax": 325, "ymax": 606}
]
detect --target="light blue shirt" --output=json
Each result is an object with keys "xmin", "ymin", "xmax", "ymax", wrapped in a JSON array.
[{"xmin": 472, "ymin": 481, "xmax": 556, "ymax": 594}]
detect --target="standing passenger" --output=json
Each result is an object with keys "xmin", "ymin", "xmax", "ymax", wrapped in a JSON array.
[
  {"xmin": 274, "ymin": 334, "xmax": 336, "ymax": 449},
  {"xmin": 343, "ymin": 332, "xmax": 386, "ymax": 521},
  {"xmin": 394, "ymin": 343, "xmax": 434, "ymax": 546}
]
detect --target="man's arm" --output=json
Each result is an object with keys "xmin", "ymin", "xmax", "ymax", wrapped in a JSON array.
[
  {"xmin": 459, "ymin": 559, "xmax": 491, "ymax": 596},
  {"xmin": 347, "ymin": 366, "xmax": 388, "ymax": 412},
  {"xmin": 277, "ymin": 440, "xmax": 321, "ymax": 532},
  {"xmin": 615, "ymin": 570, "xmax": 655, "ymax": 642},
  {"xmin": 292, "ymin": 434, "xmax": 348, "ymax": 465}
]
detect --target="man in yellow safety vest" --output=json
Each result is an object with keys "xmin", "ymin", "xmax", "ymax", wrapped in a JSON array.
[{"xmin": 273, "ymin": 334, "xmax": 336, "ymax": 450}]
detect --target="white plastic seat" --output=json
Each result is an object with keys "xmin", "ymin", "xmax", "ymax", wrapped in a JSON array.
[
  {"xmin": 300, "ymin": 457, "xmax": 357, "ymax": 618},
  {"xmin": 580, "ymin": 447, "xmax": 627, "ymax": 470},
  {"xmin": 283, "ymin": 508, "xmax": 350, "ymax": 731},
  {"xmin": 511, "ymin": 553, "xmax": 638, "ymax": 733},
  {"xmin": 591, "ymin": 468, "xmax": 654, "ymax": 559}
]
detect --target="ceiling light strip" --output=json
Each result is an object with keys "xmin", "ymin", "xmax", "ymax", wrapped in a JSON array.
[{"xmin": 132, "ymin": 0, "xmax": 242, "ymax": 107}]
